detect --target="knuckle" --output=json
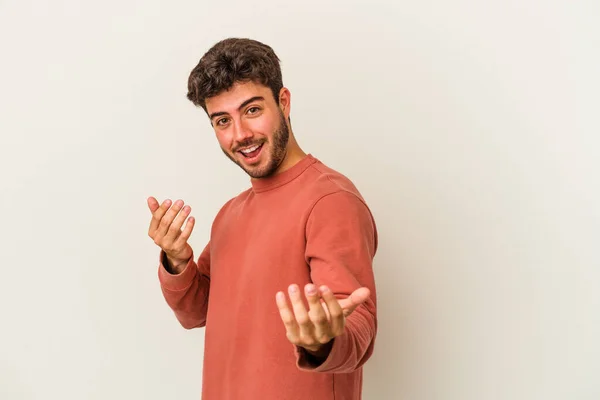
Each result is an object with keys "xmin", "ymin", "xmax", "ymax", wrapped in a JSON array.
[
  {"xmin": 286, "ymin": 332, "xmax": 298, "ymax": 344},
  {"xmin": 309, "ymin": 311, "xmax": 327, "ymax": 324},
  {"xmin": 174, "ymin": 231, "xmax": 185, "ymax": 241},
  {"xmin": 299, "ymin": 334, "xmax": 315, "ymax": 347},
  {"xmin": 318, "ymin": 335, "xmax": 331, "ymax": 344},
  {"xmin": 296, "ymin": 315, "xmax": 309, "ymax": 325}
]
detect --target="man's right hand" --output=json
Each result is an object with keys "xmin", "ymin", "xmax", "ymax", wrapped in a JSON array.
[{"xmin": 147, "ymin": 197, "xmax": 195, "ymax": 274}]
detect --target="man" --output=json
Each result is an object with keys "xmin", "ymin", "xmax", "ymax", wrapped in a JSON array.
[{"xmin": 147, "ymin": 38, "xmax": 378, "ymax": 400}]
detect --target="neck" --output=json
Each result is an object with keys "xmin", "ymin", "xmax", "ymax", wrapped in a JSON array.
[{"xmin": 275, "ymin": 133, "xmax": 306, "ymax": 176}]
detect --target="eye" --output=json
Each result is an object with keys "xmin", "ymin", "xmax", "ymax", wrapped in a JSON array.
[
  {"xmin": 216, "ymin": 117, "xmax": 229, "ymax": 126},
  {"xmin": 247, "ymin": 106, "xmax": 260, "ymax": 115}
]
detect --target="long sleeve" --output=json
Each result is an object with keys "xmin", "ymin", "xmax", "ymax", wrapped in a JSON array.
[
  {"xmin": 157, "ymin": 241, "xmax": 211, "ymax": 329},
  {"xmin": 295, "ymin": 190, "xmax": 378, "ymax": 373}
]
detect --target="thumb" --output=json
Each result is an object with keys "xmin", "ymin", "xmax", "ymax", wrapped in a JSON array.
[{"xmin": 339, "ymin": 287, "xmax": 370, "ymax": 317}]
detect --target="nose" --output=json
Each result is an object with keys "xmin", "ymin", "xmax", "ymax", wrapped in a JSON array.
[{"xmin": 232, "ymin": 119, "xmax": 253, "ymax": 143}]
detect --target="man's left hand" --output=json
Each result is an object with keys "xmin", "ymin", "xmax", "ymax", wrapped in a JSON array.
[{"xmin": 275, "ymin": 283, "xmax": 370, "ymax": 355}]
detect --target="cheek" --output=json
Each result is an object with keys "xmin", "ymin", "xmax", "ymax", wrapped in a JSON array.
[
  {"xmin": 215, "ymin": 131, "xmax": 234, "ymax": 150},
  {"xmin": 249, "ymin": 117, "xmax": 276, "ymax": 137}
]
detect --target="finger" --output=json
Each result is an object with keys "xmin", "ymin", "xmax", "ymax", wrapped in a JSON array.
[
  {"xmin": 174, "ymin": 214, "xmax": 195, "ymax": 247},
  {"xmin": 288, "ymin": 284, "xmax": 314, "ymax": 342},
  {"xmin": 148, "ymin": 198, "xmax": 172, "ymax": 236},
  {"xmin": 164, "ymin": 204, "xmax": 192, "ymax": 242},
  {"xmin": 320, "ymin": 299, "xmax": 331, "ymax": 320},
  {"xmin": 276, "ymin": 291, "xmax": 299, "ymax": 344},
  {"xmin": 338, "ymin": 287, "xmax": 371, "ymax": 317},
  {"xmin": 320, "ymin": 286, "xmax": 345, "ymax": 334},
  {"xmin": 305, "ymin": 284, "xmax": 331, "ymax": 344},
  {"xmin": 155, "ymin": 199, "xmax": 185, "ymax": 239},
  {"xmin": 147, "ymin": 197, "xmax": 160, "ymax": 213}
]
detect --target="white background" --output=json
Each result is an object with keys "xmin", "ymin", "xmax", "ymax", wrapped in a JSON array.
[{"xmin": 1, "ymin": 1, "xmax": 598, "ymax": 399}]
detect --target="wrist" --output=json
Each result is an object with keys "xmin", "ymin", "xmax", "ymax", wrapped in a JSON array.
[
  {"xmin": 303, "ymin": 340, "xmax": 334, "ymax": 362},
  {"xmin": 163, "ymin": 253, "xmax": 189, "ymax": 275}
]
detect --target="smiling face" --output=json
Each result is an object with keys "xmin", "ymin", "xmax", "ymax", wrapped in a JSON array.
[{"xmin": 205, "ymin": 80, "xmax": 292, "ymax": 179}]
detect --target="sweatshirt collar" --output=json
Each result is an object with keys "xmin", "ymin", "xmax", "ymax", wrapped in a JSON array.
[{"xmin": 251, "ymin": 154, "xmax": 317, "ymax": 193}]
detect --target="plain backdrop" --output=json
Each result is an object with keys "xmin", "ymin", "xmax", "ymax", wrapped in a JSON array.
[{"xmin": 1, "ymin": 1, "xmax": 598, "ymax": 399}]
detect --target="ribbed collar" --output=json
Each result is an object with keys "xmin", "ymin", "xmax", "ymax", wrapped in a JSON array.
[{"xmin": 251, "ymin": 154, "xmax": 317, "ymax": 193}]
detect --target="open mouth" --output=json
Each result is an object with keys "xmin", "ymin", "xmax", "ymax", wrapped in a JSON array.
[{"xmin": 239, "ymin": 143, "xmax": 264, "ymax": 159}]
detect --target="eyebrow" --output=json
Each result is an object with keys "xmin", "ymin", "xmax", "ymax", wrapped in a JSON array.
[{"xmin": 208, "ymin": 96, "xmax": 265, "ymax": 121}]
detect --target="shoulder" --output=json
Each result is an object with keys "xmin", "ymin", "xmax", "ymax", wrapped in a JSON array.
[
  {"xmin": 304, "ymin": 161, "xmax": 378, "ymax": 252},
  {"xmin": 303, "ymin": 157, "xmax": 370, "ymax": 209}
]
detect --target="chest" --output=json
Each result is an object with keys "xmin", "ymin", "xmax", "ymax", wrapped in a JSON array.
[{"xmin": 209, "ymin": 196, "xmax": 313, "ymax": 295}]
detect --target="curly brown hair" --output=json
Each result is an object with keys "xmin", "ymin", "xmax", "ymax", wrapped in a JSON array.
[{"xmin": 187, "ymin": 38, "xmax": 284, "ymax": 111}]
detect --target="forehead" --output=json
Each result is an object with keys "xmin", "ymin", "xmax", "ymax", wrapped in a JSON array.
[{"xmin": 205, "ymin": 81, "xmax": 272, "ymax": 114}]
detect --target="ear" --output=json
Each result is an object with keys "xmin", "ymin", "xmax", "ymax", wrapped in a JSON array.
[{"xmin": 278, "ymin": 87, "xmax": 291, "ymax": 118}]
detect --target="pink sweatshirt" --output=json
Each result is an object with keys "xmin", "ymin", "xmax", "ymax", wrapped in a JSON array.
[{"xmin": 158, "ymin": 154, "xmax": 378, "ymax": 399}]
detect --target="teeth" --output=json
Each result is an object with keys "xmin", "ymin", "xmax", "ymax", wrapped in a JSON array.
[{"xmin": 241, "ymin": 144, "xmax": 260, "ymax": 154}]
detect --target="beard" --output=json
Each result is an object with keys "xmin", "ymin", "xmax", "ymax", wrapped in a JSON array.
[{"xmin": 221, "ymin": 111, "xmax": 290, "ymax": 179}]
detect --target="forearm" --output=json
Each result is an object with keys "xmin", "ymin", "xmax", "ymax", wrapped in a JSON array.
[{"xmin": 158, "ymin": 250, "xmax": 210, "ymax": 329}]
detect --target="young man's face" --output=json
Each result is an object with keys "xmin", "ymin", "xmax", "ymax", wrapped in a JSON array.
[{"xmin": 205, "ymin": 80, "xmax": 290, "ymax": 179}]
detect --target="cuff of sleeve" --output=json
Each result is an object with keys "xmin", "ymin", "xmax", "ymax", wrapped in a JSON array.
[
  {"xmin": 295, "ymin": 328, "xmax": 351, "ymax": 372},
  {"xmin": 157, "ymin": 250, "xmax": 196, "ymax": 291}
]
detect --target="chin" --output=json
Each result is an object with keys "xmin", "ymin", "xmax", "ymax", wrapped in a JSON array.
[
  {"xmin": 244, "ymin": 157, "xmax": 280, "ymax": 179},
  {"xmin": 244, "ymin": 162, "xmax": 276, "ymax": 179}
]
